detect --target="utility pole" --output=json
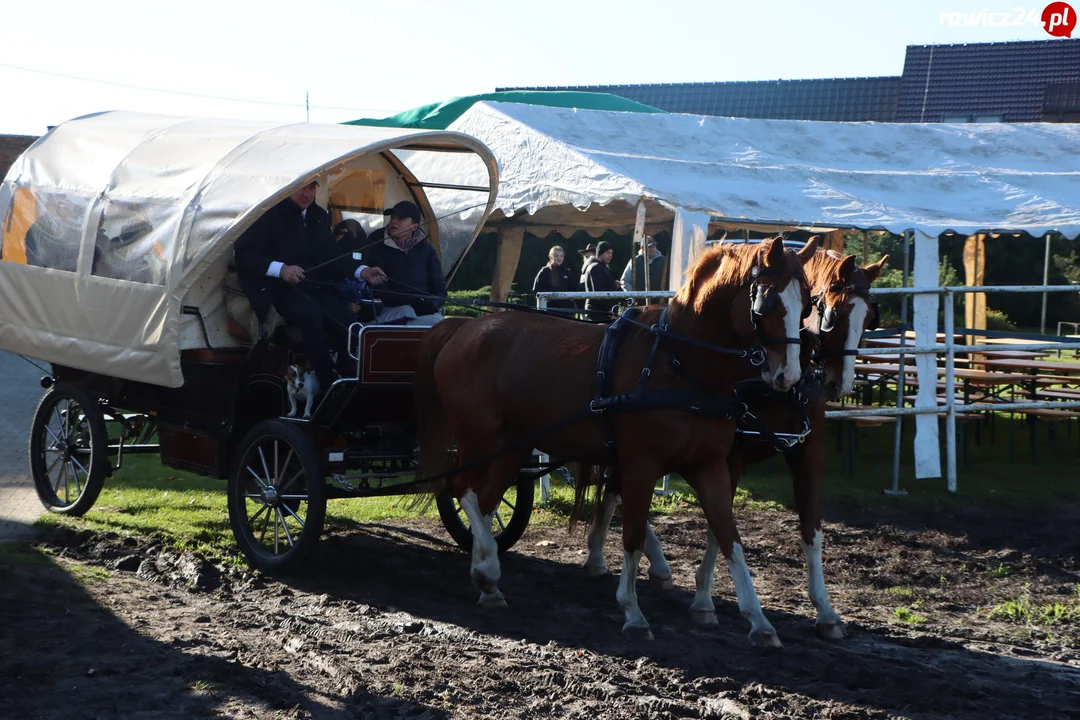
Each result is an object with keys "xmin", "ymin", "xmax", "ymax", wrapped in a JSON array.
[{"xmin": 305, "ymin": 92, "xmax": 310, "ymax": 122}]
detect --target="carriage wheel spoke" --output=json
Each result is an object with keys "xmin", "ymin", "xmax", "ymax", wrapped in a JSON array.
[
  {"xmin": 44, "ymin": 423, "xmax": 64, "ymax": 447},
  {"xmin": 259, "ymin": 507, "xmax": 273, "ymax": 546},
  {"xmin": 51, "ymin": 458, "xmax": 68, "ymax": 498},
  {"xmin": 245, "ymin": 465, "xmax": 271, "ymax": 492},
  {"xmin": 274, "ymin": 513, "xmax": 280, "ymax": 555},
  {"xmin": 277, "ymin": 508, "xmax": 296, "ymax": 547},
  {"xmin": 280, "ymin": 502, "xmax": 306, "ymax": 529},
  {"xmin": 67, "ymin": 460, "xmax": 83, "ymax": 497},
  {"xmin": 248, "ymin": 503, "xmax": 270, "ymax": 527},
  {"xmin": 258, "ymin": 445, "xmax": 273, "ymax": 489},
  {"xmin": 70, "ymin": 454, "xmax": 90, "ymax": 478},
  {"xmin": 493, "ymin": 511, "xmax": 506, "ymax": 532},
  {"xmin": 277, "ymin": 466, "xmax": 303, "ymax": 493},
  {"xmin": 500, "ymin": 497, "xmax": 516, "ymax": 513},
  {"xmin": 52, "ymin": 407, "xmax": 69, "ymax": 443}
]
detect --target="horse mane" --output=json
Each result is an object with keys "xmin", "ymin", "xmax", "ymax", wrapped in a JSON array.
[
  {"xmin": 804, "ymin": 248, "xmax": 848, "ymax": 294},
  {"xmin": 674, "ymin": 243, "xmax": 762, "ymax": 315}
]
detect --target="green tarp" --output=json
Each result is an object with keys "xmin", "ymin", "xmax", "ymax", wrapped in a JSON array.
[{"xmin": 345, "ymin": 90, "xmax": 664, "ymax": 129}]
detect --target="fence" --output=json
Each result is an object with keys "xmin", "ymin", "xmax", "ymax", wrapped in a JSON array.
[{"xmin": 536, "ymin": 286, "xmax": 1080, "ymax": 496}]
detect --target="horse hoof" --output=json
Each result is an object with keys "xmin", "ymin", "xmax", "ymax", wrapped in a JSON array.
[
  {"xmin": 689, "ymin": 609, "xmax": 718, "ymax": 626},
  {"xmin": 478, "ymin": 589, "xmax": 507, "ymax": 609},
  {"xmin": 748, "ymin": 629, "xmax": 783, "ymax": 648},
  {"xmin": 815, "ymin": 621, "xmax": 846, "ymax": 640},
  {"xmin": 649, "ymin": 573, "xmax": 675, "ymax": 591},
  {"xmin": 583, "ymin": 564, "xmax": 608, "ymax": 578},
  {"xmin": 622, "ymin": 624, "xmax": 654, "ymax": 642},
  {"xmin": 471, "ymin": 569, "xmax": 499, "ymax": 592}
]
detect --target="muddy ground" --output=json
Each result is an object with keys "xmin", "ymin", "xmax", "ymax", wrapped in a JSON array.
[{"xmin": 2, "ymin": 500, "xmax": 1080, "ymax": 720}]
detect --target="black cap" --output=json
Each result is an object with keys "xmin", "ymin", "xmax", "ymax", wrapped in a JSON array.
[
  {"xmin": 595, "ymin": 241, "xmax": 614, "ymax": 255},
  {"xmin": 577, "ymin": 243, "xmax": 597, "ymax": 255},
  {"xmin": 384, "ymin": 200, "xmax": 421, "ymax": 224},
  {"xmin": 333, "ymin": 219, "xmax": 366, "ymax": 242}
]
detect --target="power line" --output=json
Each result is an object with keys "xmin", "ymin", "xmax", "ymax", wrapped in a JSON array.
[{"xmin": 0, "ymin": 62, "xmax": 398, "ymax": 115}]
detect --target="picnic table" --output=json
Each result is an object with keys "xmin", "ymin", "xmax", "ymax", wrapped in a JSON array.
[{"xmin": 978, "ymin": 358, "xmax": 1080, "ymax": 378}]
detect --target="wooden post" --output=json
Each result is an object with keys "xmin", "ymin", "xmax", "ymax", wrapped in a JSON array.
[
  {"xmin": 821, "ymin": 229, "xmax": 845, "ymax": 255},
  {"xmin": 962, "ymin": 233, "xmax": 986, "ymax": 343},
  {"xmin": 632, "ymin": 198, "xmax": 646, "ymax": 293},
  {"xmin": 491, "ymin": 225, "xmax": 525, "ymax": 305}
]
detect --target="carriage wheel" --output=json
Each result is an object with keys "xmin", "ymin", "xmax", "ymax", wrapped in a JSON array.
[
  {"xmin": 228, "ymin": 420, "xmax": 325, "ymax": 573},
  {"xmin": 436, "ymin": 473, "xmax": 534, "ymax": 554},
  {"xmin": 29, "ymin": 384, "xmax": 109, "ymax": 516}
]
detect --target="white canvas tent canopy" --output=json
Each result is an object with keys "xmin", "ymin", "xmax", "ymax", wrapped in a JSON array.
[
  {"xmin": 419, "ymin": 101, "xmax": 1080, "ymax": 283},
  {"xmin": 0, "ymin": 111, "xmax": 498, "ymax": 388},
  {"xmin": 413, "ymin": 100, "xmax": 1080, "ymax": 479}
]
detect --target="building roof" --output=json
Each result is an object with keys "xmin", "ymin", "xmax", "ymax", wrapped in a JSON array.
[
  {"xmin": 895, "ymin": 39, "xmax": 1080, "ymax": 122},
  {"xmin": 0, "ymin": 134, "xmax": 38, "ymax": 177},
  {"xmin": 498, "ymin": 77, "xmax": 900, "ymax": 122}
]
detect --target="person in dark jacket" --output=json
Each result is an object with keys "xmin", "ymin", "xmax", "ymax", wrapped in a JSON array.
[
  {"xmin": 532, "ymin": 245, "xmax": 576, "ymax": 311},
  {"xmin": 619, "ymin": 235, "xmax": 666, "ymax": 293},
  {"xmin": 581, "ymin": 240, "xmax": 621, "ymax": 318},
  {"xmin": 234, "ymin": 181, "xmax": 386, "ymax": 389},
  {"xmin": 361, "ymin": 200, "xmax": 446, "ymax": 326}
]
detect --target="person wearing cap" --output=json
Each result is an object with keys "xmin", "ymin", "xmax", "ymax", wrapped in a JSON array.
[
  {"xmin": 234, "ymin": 180, "xmax": 387, "ymax": 391},
  {"xmin": 619, "ymin": 235, "xmax": 665, "ymax": 293},
  {"xmin": 360, "ymin": 200, "xmax": 446, "ymax": 326},
  {"xmin": 581, "ymin": 240, "xmax": 620, "ymax": 318}
]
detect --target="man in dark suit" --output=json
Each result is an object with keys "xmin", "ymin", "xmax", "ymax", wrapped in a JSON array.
[{"xmin": 234, "ymin": 181, "xmax": 386, "ymax": 390}]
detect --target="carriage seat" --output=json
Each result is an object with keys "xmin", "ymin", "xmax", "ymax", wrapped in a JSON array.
[{"xmin": 225, "ymin": 268, "xmax": 291, "ymax": 345}]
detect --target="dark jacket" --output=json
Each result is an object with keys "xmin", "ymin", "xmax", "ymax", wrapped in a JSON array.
[
  {"xmin": 363, "ymin": 227, "xmax": 446, "ymax": 316},
  {"xmin": 233, "ymin": 199, "xmax": 352, "ymax": 320},
  {"xmin": 532, "ymin": 263, "xmax": 576, "ymax": 309},
  {"xmin": 582, "ymin": 257, "xmax": 619, "ymax": 314},
  {"xmin": 621, "ymin": 253, "xmax": 666, "ymax": 292}
]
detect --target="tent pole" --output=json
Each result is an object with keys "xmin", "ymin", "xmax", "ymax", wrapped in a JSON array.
[
  {"xmin": 632, "ymin": 199, "xmax": 646, "ymax": 296},
  {"xmin": 1041, "ymin": 233, "xmax": 1051, "ymax": 335},
  {"xmin": 886, "ymin": 229, "xmax": 912, "ymax": 496}
]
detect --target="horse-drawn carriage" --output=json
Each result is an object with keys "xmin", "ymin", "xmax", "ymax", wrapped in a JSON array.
[
  {"xmin": 3, "ymin": 110, "xmax": 891, "ymax": 645},
  {"xmin": 0, "ymin": 111, "xmax": 537, "ymax": 571}
]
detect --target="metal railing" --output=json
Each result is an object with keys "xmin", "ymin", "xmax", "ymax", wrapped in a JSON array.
[{"xmin": 537, "ymin": 286, "xmax": 1080, "ymax": 495}]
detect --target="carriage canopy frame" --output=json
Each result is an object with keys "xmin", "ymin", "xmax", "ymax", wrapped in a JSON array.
[{"xmin": 0, "ymin": 111, "xmax": 499, "ymax": 388}]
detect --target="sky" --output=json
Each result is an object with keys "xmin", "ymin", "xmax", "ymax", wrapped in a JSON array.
[{"xmin": 0, "ymin": 0, "xmax": 1066, "ymax": 135}]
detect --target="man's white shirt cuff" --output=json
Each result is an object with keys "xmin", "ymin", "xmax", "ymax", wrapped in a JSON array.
[{"xmin": 267, "ymin": 261, "xmax": 284, "ymax": 278}]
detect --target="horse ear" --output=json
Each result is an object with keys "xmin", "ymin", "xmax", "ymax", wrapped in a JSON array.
[
  {"xmin": 863, "ymin": 255, "xmax": 888, "ymax": 283},
  {"xmin": 838, "ymin": 254, "xmax": 857, "ymax": 280},
  {"xmin": 763, "ymin": 236, "xmax": 785, "ymax": 267},
  {"xmin": 796, "ymin": 236, "xmax": 819, "ymax": 264}
]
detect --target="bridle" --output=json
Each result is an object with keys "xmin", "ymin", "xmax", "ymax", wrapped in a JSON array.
[
  {"xmin": 808, "ymin": 267, "xmax": 879, "ymax": 366},
  {"xmin": 745, "ymin": 251, "xmax": 812, "ymax": 369}
]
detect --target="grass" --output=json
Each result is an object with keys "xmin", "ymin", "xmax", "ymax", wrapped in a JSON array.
[
  {"xmin": 987, "ymin": 563, "xmax": 1012, "ymax": 578},
  {"xmin": 70, "ymin": 564, "xmax": 111, "ymax": 582},
  {"xmin": 892, "ymin": 606, "xmax": 928, "ymax": 624},
  {"xmin": 885, "ymin": 586, "xmax": 914, "ymax": 598},
  {"xmin": 988, "ymin": 585, "xmax": 1080, "ymax": 627},
  {"xmin": 31, "ymin": 410, "xmax": 1079, "ymax": 569}
]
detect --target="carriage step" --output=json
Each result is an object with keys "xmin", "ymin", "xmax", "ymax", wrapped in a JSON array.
[{"xmin": 305, "ymin": 378, "xmax": 359, "ymax": 426}]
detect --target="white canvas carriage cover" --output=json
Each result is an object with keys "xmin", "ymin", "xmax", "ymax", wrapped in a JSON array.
[{"xmin": 0, "ymin": 111, "xmax": 498, "ymax": 388}]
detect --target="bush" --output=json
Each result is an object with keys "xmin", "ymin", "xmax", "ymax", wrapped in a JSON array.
[{"xmin": 986, "ymin": 308, "xmax": 1016, "ymax": 331}]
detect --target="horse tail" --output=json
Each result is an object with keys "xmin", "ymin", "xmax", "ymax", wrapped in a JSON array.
[
  {"xmin": 408, "ymin": 316, "xmax": 470, "ymax": 511},
  {"xmin": 568, "ymin": 463, "xmax": 615, "ymax": 533}
]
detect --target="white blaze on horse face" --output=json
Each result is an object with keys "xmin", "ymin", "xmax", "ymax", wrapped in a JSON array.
[
  {"xmin": 839, "ymin": 297, "xmax": 869, "ymax": 396},
  {"xmin": 764, "ymin": 280, "xmax": 803, "ymax": 391}
]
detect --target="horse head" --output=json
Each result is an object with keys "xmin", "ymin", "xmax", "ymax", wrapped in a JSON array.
[
  {"xmin": 806, "ymin": 251, "xmax": 888, "ymax": 399},
  {"xmin": 676, "ymin": 236, "xmax": 814, "ymax": 392}
]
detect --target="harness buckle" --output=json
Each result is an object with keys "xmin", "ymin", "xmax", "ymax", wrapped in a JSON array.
[
  {"xmin": 589, "ymin": 400, "xmax": 605, "ymax": 415},
  {"xmin": 749, "ymin": 348, "xmax": 767, "ymax": 367},
  {"xmin": 639, "ymin": 367, "xmax": 651, "ymax": 380}
]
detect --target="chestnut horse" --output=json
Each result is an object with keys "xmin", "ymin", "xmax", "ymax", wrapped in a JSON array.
[
  {"xmin": 415, "ymin": 237, "xmax": 815, "ymax": 644},
  {"xmin": 582, "ymin": 247, "xmax": 887, "ymax": 643}
]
